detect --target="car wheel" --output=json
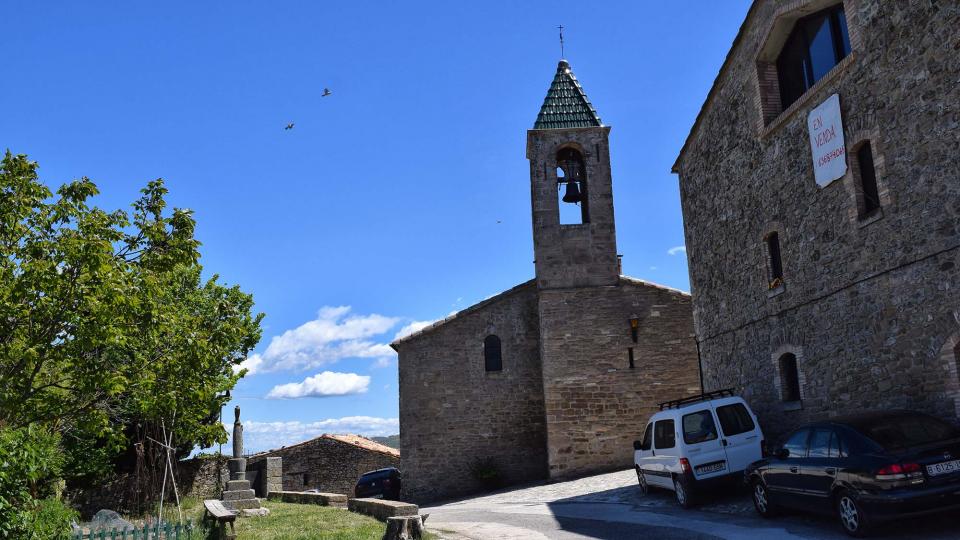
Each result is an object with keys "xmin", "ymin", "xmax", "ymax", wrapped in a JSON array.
[
  {"xmin": 673, "ymin": 475, "xmax": 694, "ymax": 509},
  {"xmin": 636, "ymin": 467, "xmax": 648, "ymax": 496},
  {"xmin": 751, "ymin": 479, "xmax": 777, "ymax": 518},
  {"xmin": 836, "ymin": 490, "xmax": 870, "ymax": 537}
]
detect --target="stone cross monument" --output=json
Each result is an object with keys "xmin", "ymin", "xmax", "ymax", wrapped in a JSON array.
[{"xmin": 221, "ymin": 406, "xmax": 266, "ymax": 515}]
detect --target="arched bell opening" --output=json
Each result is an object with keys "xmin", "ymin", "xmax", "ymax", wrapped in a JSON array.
[{"xmin": 556, "ymin": 147, "xmax": 589, "ymax": 225}]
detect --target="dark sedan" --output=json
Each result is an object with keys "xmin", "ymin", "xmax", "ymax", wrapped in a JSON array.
[
  {"xmin": 745, "ymin": 410, "xmax": 960, "ymax": 537},
  {"xmin": 354, "ymin": 467, "xmax": 402, "ymax": 500}
]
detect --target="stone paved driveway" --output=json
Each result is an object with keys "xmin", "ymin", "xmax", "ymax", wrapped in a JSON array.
[{"xmin": 424, "ymin": 469, "xmax": 959, "ymax": 539}]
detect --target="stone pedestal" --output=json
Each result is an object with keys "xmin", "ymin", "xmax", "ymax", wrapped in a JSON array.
[{"xmin": 221, "ymin": 458, "xmax": 264, "ymax": 513}]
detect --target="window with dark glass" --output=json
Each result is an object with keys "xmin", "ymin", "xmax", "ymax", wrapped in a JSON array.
[
  {"xmin": 807, "ymin": 429, "xmax": 835, "ymax": 458},
  {"xmin": 654, "ymin": 419, "xmax": 676, "ymax": 449},
  {"xmin": 716, "ymin": 403, "xmax": 756, "ymax": 436},
  {"xmin": 682, "ymin": 410, "xmax": 719, "ymax": 445},
  {"xmin": 857, "ymin": 142, "xmax": 881, "ymax": 216},
  {"xmin": 766, "ymin": 232, "xmax": 784, "ymax": 288},
  {"xmin": 483, "ymin": 335, "xmax": 502, "ymax": 372},
  {"xmin": 782, "ymin": 429, "xmax": 811, "ymax": 458},
  {"xmin": 779, "ymin": 353, "xmax": 801, "ymax": 402},
  {"xmin": 776, "ymin": 5, "xmax": 851, "ymax": 109},
  {"xmin": 640, "ymin": 423, "xmax": 653, "ymax": 451}
]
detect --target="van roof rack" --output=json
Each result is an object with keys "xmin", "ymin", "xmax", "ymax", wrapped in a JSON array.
[{"xmin": 658, "ymin": 388, "xmax": 736, "ymax": 411}]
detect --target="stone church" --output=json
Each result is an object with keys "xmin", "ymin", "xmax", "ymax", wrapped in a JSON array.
[
  {"xmin": 393, "ymin": 60, "xmax": 701, "ymax": 503},
  {"xmin": 673, "ymin": 0, "xmax": 960, "ymax": 438}
]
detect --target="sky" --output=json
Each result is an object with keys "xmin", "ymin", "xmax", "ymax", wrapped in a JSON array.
[{"xmin": 2, "ymin": 1, "xmax": 751, "ymax": 454}]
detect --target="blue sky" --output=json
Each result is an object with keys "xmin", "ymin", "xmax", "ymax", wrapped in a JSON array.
[{"xmin": 2, "ymin": 1, "xmax": 750, "ymax": 453}]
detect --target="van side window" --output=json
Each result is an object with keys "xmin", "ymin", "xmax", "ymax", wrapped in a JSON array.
[
  {"xmin": 640, "ymin": 423, "xmax": 653, "ymax": 451},
  {"xmin": 716, "ymin": 403, "xmax": 756, "ymax": 436},
  {"xmin": 782, "ymin": 429, "xmax": 810, "ymax": 458},
  {"xmin": 654, "ymin": 419, "xmax": 676, "ymax": 449},
  {"xmin": 682, "ymin": 410, "xmax": 718, "ymax": 444}
]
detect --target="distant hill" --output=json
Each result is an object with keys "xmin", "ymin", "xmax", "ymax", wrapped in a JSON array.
[{"xmin": 370, "ymin": 435, "xmax": 399, "ymax": 449}]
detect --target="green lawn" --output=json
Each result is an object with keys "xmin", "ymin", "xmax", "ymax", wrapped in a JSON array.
[{"xmin": 234, "ymin": 501, "xmax": 436, "ymax": 540}]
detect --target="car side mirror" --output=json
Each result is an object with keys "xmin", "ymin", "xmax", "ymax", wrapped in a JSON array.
[
  {"xmin": 775, "ymin": 448, "xmax": 790, "ymax": 460},
  {"xmin": 633, "ymin": 440, "xmax": 642, "ymax": 451}
]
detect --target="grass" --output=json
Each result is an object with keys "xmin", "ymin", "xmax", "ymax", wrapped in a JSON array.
[{"xmin": 234, "ymin": 501, "xmax": 437, "ymax": 540}]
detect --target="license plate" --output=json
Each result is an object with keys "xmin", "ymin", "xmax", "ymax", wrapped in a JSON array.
[
  {"xmin": 695, "ymin": 461, "xmax": 726, "ymax": 474},
  {"xmin": 927, "ymin": 459, "xmax": 960, "ymax": 477}
]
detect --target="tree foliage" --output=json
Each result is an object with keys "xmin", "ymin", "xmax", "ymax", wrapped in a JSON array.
[{"xmin": 0, "ymin": 151, "xmax": 263, "ymax": 486}]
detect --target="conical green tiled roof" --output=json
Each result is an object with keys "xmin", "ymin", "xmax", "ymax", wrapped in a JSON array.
[{"xmin": 533, "ymin": 59, "xmax": 603, "ymax": 130}]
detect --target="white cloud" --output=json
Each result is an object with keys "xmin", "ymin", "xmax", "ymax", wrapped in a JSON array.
[
  {"xmin": 248, "ymin": 306, "xmax": 400, "ymax": 373},
  {"xmin": 266, "ymin": 371, "xmax": 370, "ymax": 399},
  {"xmin": 393, "ymin": 320, "xmax": 436, "ymax": 341},
  {"xmin": 667, "ymin": 245, "xmax": 687, "ymax": 256},
  {"xmin": 221, "ymin": 416, "xmax": 400, "ymax": 453},
  {"xmin": 234, "ymin": 353, "xmax": 264, "ymax": 375}
]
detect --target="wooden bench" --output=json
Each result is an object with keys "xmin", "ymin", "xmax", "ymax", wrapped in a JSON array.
[{"xmin": 203, "ymin": 499, "xmax": 236, "ymax": 540}]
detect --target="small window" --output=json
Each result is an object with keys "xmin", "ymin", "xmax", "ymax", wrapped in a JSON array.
[
  {"xmin": 640, "ymin": 423, "xmax": 653, "ymax": 451},
  {"xmin": 807, "ymin": 429, "xmax": 834, "ymax": 458},
  {"xmin": 856, "ymin": 142, "xmax": 881, "ymax": 217},
  {"xmin": 716, "ymin": 403, "xmax": 756, "ymax": 436},
  {"xmin": 781, "ymin": 429, "xmax": 810, "ymax": 458},
  {"xmin": 776, "ymin": 5, "xmax": 852, "ymax": 109},
  {"xmin": 765, "ymin": 232, "xmax": 784, "ymax": 288},
  {"xmin": 682, "ymin": 410, "xmax": 719, "ymax": 445},
  {"xmin": 654, "ymin": 419, "xmax": 676, "ymax": 450},
  {"xmin": 303, "ymin": 473, "xmax": 311, "ymax": 486},
  {"xmin": 778, "ymin": 353, "xmax": 801, "ymax": 402},
  {"xmin": 483, "ymin": 335, "xmax": 502, "ymax": 372}
]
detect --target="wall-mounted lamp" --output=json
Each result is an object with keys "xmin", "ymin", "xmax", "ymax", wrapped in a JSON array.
[{"xmin": 629, "ymin": 315, "xmax": 640, "ymax": 343}]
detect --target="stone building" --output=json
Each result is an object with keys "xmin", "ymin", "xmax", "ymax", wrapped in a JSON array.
[
  {"xmin": 246, "ymin": 434, "xmax": 399, "ymax": 496},
  {"xmin": 393, "ymin": 60, "xmax": 701, "ymax": 503},
  {"xmin": 672, "ymin": 0, "xmax": 960, "ymax": 439}
]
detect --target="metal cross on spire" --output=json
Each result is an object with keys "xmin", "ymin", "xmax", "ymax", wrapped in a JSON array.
[{"xmin": 558, "ymin": 24, "xmax": 565, "ymax": 58}]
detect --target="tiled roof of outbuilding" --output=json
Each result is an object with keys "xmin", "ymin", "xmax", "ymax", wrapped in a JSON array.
[{"xmin": 533, "ymin": 59, "xmax": 603, "ymax": 130}]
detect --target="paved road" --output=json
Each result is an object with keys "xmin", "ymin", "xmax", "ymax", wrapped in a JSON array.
[{"xmin": 423, "ymin": 469, "xmax": 958, "ymax": 539}]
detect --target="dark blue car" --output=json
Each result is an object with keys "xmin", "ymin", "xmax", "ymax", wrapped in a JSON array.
[
  {"xmin": 354, "ymin": 467, "xmax": 402, "ymax": 500},
  {"xmin": 746, "ymin": 410, "xmax": 960, "ymax": 537}
]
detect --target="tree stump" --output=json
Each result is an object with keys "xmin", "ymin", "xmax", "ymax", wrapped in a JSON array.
[{"xmin": 382, "ymin": 515, "xmax": 427, "ymax": 540}]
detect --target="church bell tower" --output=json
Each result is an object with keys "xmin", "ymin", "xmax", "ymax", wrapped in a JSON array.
[{"xmin": 528, "ymin": 59, "xmax": 619, "ymax": 290}]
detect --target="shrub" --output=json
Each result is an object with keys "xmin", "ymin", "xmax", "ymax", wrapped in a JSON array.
[
  {"xmin": 23, "ymin": 498, "xmax": 78, "ymax": 540},
  {"xmin": 0, "ymin": 426, "xmax": 69, "ymax": 539}
]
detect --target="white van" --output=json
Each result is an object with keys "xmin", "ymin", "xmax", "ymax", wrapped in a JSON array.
[{"xmin": 633, "ymin": 389, "xmax": 764, "ymax": 508}]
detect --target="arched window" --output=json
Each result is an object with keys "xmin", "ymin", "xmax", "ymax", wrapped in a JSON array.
[
  {"xmin": 778, "ymin": 353, "xmax": 801, "ymax": 402},
  {"xmin": 556, "ymin": 148, "xmax": 589, "ymax": 225},
  {"xmin": 855, "ymin": 141, "xmax": 881, "ymax": 217},
  {"xmin": 765, "ymin": 232, "xmax": 784, "ymax": 289},
  {"xmin": 484, "ymin": 335, "xmax": 502, "ymax": 372}
]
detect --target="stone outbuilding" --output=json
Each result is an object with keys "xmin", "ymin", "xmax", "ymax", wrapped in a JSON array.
[
  {"xmin": 393, "ymin": 60, "xmax": 702, "ymax": 503},
  {"xmin": 246, "ymin": 434, "xmax": 399, "ymax": 496},
  {"xmin": 672, "ymin": 0, "xmax": 960, "ymax": 438}
]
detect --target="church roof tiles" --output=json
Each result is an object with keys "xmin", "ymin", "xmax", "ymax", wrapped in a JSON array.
[{"xmin": 533, "ymin": 60, "xmax": 603, "ymax": 130}]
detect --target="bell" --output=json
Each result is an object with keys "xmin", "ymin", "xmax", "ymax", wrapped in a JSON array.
[{"xmin": 561, "ymin": 180, "xmax": 582, "ymax": 204}]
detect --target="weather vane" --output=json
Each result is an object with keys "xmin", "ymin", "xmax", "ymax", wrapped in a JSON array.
[{"xmin": 558, "ymin": 24, "xmax": 565, "ymax": 58}]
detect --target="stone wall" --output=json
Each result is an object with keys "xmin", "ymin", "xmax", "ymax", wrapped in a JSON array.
[
  {"xmin": 67, "ymin": 456, "xmax": 226, "ymax": 518},
  {"xmin": 538, "ymin": 278, "xmax": 701, "ymax": 479},
  {"xmin": 246, "ymin": 436, "xmax": 399, "ymax": 497},
  {"xmin": 394, "ymin": 281, "xmax": 548, "ymax": 503},
  {"xmin": 674, "ymin": 0, "xmax": 960, "ymax": 439}
]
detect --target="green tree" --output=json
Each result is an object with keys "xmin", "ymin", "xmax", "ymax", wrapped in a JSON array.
[{"xmin": 0, "ymin": 151, "xmax": 263, "ymax": 488}]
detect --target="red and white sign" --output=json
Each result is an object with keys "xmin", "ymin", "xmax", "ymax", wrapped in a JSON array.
[{"xmin": 808, "ymin": 94, "xmax": 847, "ymax": 186}]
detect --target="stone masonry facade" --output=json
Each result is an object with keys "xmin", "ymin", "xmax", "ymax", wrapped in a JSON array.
[
  {"xmin": 394, "ymin": 60, "xmax": 701, "ymax": 503},
  {"xmin": 394, "ymin": 281, "xmax": 548, "ymax": 503},
  {"xmin": 673, "ymin": 0, "xmax": 960, "ymax": 439},
  {"xmin": 246, "ymin": 434, "xmax": 399, "ymax": 497}
]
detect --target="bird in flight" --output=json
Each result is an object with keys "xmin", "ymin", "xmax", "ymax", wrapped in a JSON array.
[
  {"xmin": 322, "ymin": 88, "xmax": 332, "ymax": 97},
  {"xmin": 284, "ymin": 123, "xmax": 295, "ymax": 130}
]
